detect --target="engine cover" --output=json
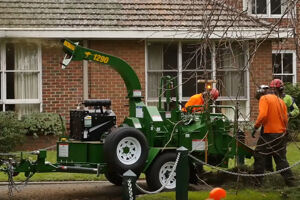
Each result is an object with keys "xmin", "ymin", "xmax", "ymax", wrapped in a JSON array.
[{"xmin": 70, "ymin": 108, "xmax": 116, "ymax": 141}]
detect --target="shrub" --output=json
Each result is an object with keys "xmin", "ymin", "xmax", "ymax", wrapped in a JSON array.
[
  {"xmin": 22, "ymin": 112, "xmax": 66, "ymax": 137},
  {"xmin": 0, "ymin": 112, "xmax": 27, "ymax": 152},
  {"xmin": 284, "ymin": 83, "xmax": 300, "ymax": 141}
]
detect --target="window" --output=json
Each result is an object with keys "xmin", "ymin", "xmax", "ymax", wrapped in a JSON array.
[
  {"xmin": 272, "ymin": 50, "xmax": 296, "ymax": 83},
  {"xmin": 146, "ymin": 41, "xmax": 249, "ymax": 120},
  {"xmin": 0, "ymin": 41, "xmax": 42, "ymax": 116},
  {"xmin": 216, "ymin": 43, "xmax": 247, "ymax": 98},
  {"xmin": 244, "ymin": 0, "xmax": 288, "ymax": 17}
]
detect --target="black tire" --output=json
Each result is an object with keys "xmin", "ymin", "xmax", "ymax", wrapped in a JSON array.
[
  {"xmin": 103, "ymin": 127, "xmax": 148, "ymax": 176},
  {"xmin": 146, "ymin": 152, "xmax": 177, "ymax": 191},
  {"xmin": 104, "ymin": 169, "xmax": 122, "ymax": 186}
]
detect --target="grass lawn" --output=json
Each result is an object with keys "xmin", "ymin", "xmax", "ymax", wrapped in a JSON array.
[
  {"xmin": 136, "ymin": 141, "xmax": 300, "ymax": 200},
  {"xmin": 136, "ymin": 189, "xmax": 282, "ymax": 200}
]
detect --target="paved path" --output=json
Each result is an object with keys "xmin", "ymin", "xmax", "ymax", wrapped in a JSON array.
[
  {"xmin": 0, "ymin": 181, "xmax": 124, "ymax": 200},
  {"xmin": 0, "ymin": 180, "xmax": 208, "ymax": 200}
]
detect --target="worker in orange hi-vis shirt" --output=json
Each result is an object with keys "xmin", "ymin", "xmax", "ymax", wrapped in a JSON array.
[
  {"xmin": 252, "ymin": 87, "xmax": 294, "ymax": 187},
  {"xmin": 182, "ymin": 88, "xmax": 219, "ymax": 112}
]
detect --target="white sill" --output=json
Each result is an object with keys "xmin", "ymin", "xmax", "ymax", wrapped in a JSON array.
[{"xmin": 249, "ymin": 13, "xmax": 290, "ymax": 19}]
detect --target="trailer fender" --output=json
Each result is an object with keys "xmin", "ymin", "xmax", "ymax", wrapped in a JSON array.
[{"xmin": 143, "ymin": 147, "xmax": 160, "ymax": 172}]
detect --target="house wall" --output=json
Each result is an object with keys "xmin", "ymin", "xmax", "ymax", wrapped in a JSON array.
[
  {"xmin": 42, "ymin": 41, "xmax": 84, "ymax": 128},
  {"xmin": 249, "ymin": 40, "xmax": 273, "ymax": 120}
]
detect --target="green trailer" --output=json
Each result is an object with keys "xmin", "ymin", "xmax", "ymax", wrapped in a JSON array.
[{"xmin": 1, "ymin": 39, "xmax": 253, "ymax": 191}]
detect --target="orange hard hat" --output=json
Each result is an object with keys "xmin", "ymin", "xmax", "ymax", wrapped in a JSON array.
[
  {"xmin": 210, "ymin": 88, "xmax": 219, "ymax": 100},
  {"xmin": 270, "ymin": 79, "xmax": 284, "ymax": 89},
  {"xmin": 209, "ymin": 187, "xmax": 226, "ymax": 200}
]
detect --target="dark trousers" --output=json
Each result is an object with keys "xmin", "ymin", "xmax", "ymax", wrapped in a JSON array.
[{"xmin": 254, "ymin": 133, "xmax": 293, "ymax": 183}]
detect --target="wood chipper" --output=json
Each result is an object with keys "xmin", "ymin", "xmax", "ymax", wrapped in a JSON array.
[{"xmin": 0, "ymin": 39, "xmax": 253, "ymax": 191}]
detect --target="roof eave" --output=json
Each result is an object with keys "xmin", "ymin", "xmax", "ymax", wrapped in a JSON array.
[{"xmin": 0, "ymin": 28, "xmax": 293, "ymax": 40}]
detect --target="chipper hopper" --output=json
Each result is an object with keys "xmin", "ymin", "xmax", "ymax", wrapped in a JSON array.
[{"xmin": 0, "ymin": 40, "xmax": 253, "ymax": 191}]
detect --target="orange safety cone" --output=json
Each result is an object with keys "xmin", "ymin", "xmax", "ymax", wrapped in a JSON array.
[{"xmin": 208, "ymin": 187, "xmax": 226, "ymax": 200}]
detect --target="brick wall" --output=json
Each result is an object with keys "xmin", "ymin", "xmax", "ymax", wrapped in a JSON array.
[
  {"xmin": 249, "ymin": 41, "xmax": 273, "ymax": 120},
  {"xmin": 42, "ymin": 41, "xmax": 84, "ymax": 131}
]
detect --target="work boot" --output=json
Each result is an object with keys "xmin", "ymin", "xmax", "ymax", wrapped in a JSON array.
[
  {"xmin": 253, "ymin": 177, "xmax": 263, "ymax": 187},
  {"xmin": 284, "ymin": 177, "xmax": 295, "ymax": 187}
]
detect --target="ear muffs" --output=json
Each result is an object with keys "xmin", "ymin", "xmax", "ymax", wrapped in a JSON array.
[{"xmin": 279, "ymin": 86, "xmax": 284, "ymax": 92}]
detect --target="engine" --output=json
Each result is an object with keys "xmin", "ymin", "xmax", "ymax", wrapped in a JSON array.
[{"xmin": 70, "ymin": 99, "xmax": 116, "ymax": 141}]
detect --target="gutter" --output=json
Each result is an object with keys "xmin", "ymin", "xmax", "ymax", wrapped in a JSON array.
[{"xmin": 0, "ymin": 28, "xmax": 293, "ymax": 39}]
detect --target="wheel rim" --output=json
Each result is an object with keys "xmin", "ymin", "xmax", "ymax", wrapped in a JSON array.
[
  {"xmin": 116, "ymin": 136, "xmax": 142, "ymax": 165},
  {"xmin": 159, "ymin": 161, "xmax": 176, "ymax": 189}
]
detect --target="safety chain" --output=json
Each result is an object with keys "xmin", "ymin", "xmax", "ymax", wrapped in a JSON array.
[
  {"xmin": 189, "ymin": 154, "xmax": 300, "ymax": 177},
  {"xmin": 2, "ymin": 160, "xmax": 34, "ymax": 199},
  {"xmin": 127, "ymin": 178, "xmax": 134, "ymax": 200},
  {"xmin": 6, "ymin": 159, "xmax": 18, "ymax": 198},
  {"xmin": 135, "ymin": 152, "xmax": 181, "ymax": 194}
]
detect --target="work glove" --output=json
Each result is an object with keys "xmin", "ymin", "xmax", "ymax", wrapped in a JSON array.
[{"xmin": 251, "ymin": 128, "xmax": 257, "ymax": 138}]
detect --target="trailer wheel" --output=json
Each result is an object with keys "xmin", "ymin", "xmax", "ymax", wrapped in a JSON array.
[
  {"xmin": 104, "ymin": 127, "xmax": 148, "ymax": 176},
  {"xmin": 104, "ymin": 169, "xmax": 122, "ymax": 186},
  {"xmin": 146, "ymin": 152, "xmax": 177, "ymax": 191}
]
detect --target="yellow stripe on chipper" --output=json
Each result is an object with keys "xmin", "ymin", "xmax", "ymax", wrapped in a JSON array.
[{"xmin": 63, "ymin": 40, "xmax": 75, "ymax": 51}]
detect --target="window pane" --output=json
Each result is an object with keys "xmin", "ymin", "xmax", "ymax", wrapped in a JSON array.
[
  {"xmin": 283, "ymin": 53, "xmax": 293, "ymax": 73},
  {"xmin": 251, "ymin": 0, "xmax": 256, "ymax": 14},
  {"xmin": 7, "ymin": 43, "xmax": 38, "ymax": 70},
  {"xmin": 6, "ymin": 43, "xmax": 14, "ymax": 70},
  {"xmin": 273, "ymin": 75, "xmax": 293, "ymax": 83},
  {"xmin": 147, "ymin": 72, "xmax": 162, "ymax": 98},
  {"xmin": 273, "ymin": 75, "xmax": 282, "ymax": 80},
  {"xmin": 5, "ymin": 104, "xmax": 39, "ymax": 116},
  {"xmin": 272, "ymin": 53, "xmax": 282, "ymax": 73},
  {"xmin": 182, "ymin": 71, "xmax": 197, "ymax": 97},
  {"xmin": 256, "ymin": 0, "xmax": 267, "ymax": 14},
  {"xmin": 163, "ymin": 43, "xmax": 177, "ymax": 70},
  {"xmin": 282, "ymin": 75, "xmax": 293, "ymax": 83},
  {"xmin": 6, "ymin": 72, "xmax": 39, "ymax": 99},
  {"xmin": 281, "ymin": 0, "xmax": 287, "ymax": 14},
  {"xmin": 182, "ymin": 71, "xmax": 211, "ymax": 98},
  {"xmin": 182, "ymin": 44, "xmax": 197, "ymax": 70},
  {"xmin": 162, "ymin": 72, "xmax": 178, "ymax": 98},
  {"xmin": 5, "ymin": 104, "xmax": 15, "ymax": 111},
  {"xmin": 6, "ymin": 72, "xmax": 14, "ymax": 99},
  {"xmin": 271, "ymin": 0, "xmax": 281, "ymax": 14},
  {"xmin": 148, "ymin": 43, "xmax": 163, "ymax": 70},
  {"xmin": 216, "ymin": 101, "xmax": 247, "ymax": 121},
  {"xmin": 216, "ymin": 46, "xmax": 245, "ymax": 70},
  {"xmin": 217, "ymin": 71, "xmax": 245, "ymax": 97},
  {"xmin": 182, "ymin": 44, "xmax": 211, "ymax": 70}
]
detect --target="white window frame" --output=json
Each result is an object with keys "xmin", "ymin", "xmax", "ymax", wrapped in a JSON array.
[
  {"xmin": 145, "ymin": 40, "xmax": 250, "ymax": 121},
  {"xmin": 0, "ymin": 41, "xmax": 43, "ymax": 112},
  {"xmin": 243, "ymin": 0, "xmax": 292, "ymax": 18},
  {"xmin": 272, "ymin": 50, "xmax": 297, "ymax": 83}
]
